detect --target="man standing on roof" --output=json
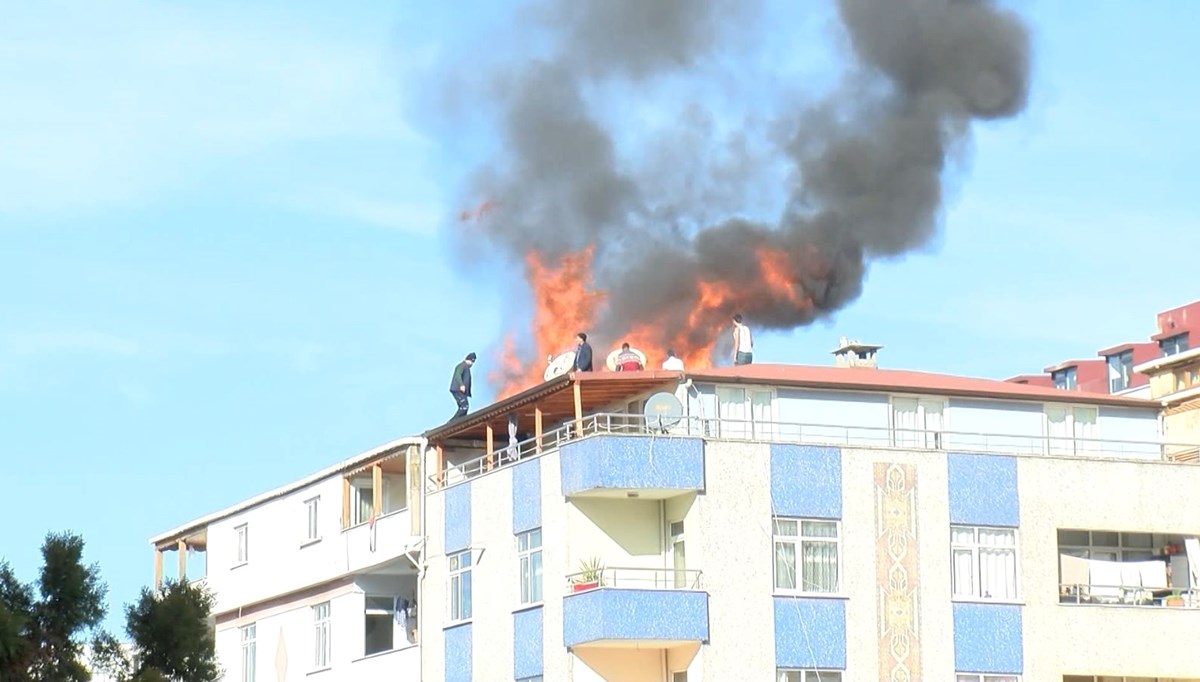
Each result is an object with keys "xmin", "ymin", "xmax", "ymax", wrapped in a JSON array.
[
  {"xmin": 449, "ymin": 352, "xmax": 476, "ymax": 420},
  {"xmin": 732, "ymin": 314, "xmax": 753, "ymax": 366},
  {"xmin": 615, "ymin": 343, "xmax": 644, "ymax": 371},
  {"xmin": 573, "ymin": 332, "xmax": 594, "ymax": 372},
  {"xmin": 662, "ymin": 348, "xmax": 684, "ymax": 371}
]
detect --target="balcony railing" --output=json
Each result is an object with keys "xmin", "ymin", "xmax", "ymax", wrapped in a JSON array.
[
  {"xmin": 428, "ymin": 412, "xmax": 1198, "ymax": 489},
  {"xmin": 1060, "ymin": 583, "xmax": 1199, "ymax": 608},
  {"xmin": 566, "ymin": 566, "xmax": 704, "ymax": 592}
]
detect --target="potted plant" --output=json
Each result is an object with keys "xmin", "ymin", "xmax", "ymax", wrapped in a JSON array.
[
  {"xmin": 1164, "ymin": 591, "xmax": 1186, "ymax": 607},
  {"xmin": 572, "ymin": 557, "xmax": 605, "ymax": 592}
]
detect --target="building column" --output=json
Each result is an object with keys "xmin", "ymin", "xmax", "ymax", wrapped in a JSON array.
[
  {"xmin": 177, "ymin": 539, "xmax": 187, "ymax": 582},
  {"xmin": 154, "ymin": 549, "xmax": 163, "ymax": 589}
]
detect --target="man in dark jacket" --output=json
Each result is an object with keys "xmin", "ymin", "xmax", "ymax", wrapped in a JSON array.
[
  {"xmin": 449, "ymin": 352, "xmax": 476, "ymax": 419},
  {"xmin": 572, "ymin": 332, "xmax": 593, "ymax": 372}
]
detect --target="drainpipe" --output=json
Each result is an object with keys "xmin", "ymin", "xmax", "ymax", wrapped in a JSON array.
[{"xmin": 413, "ymin": 437, "xmax": 429, "ymax": 680}]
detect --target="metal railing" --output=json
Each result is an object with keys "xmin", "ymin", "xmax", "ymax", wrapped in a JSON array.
[
  {"xmin": 565, "ymin": 566, "xmax": 704, "ymax": 592},
  {"xmin": 1059, "ymin": 583, "xmax": 1199, "ymax": 608},
  {"xmin": 428, "ymin": 412, "xmax": 1199, "ymax": 490}
]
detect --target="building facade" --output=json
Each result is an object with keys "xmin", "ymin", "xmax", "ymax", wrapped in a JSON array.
[{"xmin": 151, "ymin": 363, "xmax": 1200, "ymax": 681}]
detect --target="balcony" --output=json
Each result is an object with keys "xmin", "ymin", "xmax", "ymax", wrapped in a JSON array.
[
  {"xmin": 343, "ymin": 509, "xmax": 420, "ymax": 575},
  {"xmin": 563, "ymin": 567, "xmax": 708, "ymax": 648},
  {"xmin": 560, "ymin": 431, "xmax": 704, "ymax": 498},
  {"xmin": 350, "ymin": 644, "xmax": 419, "ymax": 677}
]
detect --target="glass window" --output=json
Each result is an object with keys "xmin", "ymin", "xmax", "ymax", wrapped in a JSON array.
[
  {"xmin": 955, "ymin": 675, "xmax": 1020, "ymax": 682},
  {"xmin": 364, "ymin": 596, "xmax": 398, "ymax": 656},
  {"xmin": 1107, "ymin": 351, "xmax": 1133, "ymax": 392},
  {"xmin": 449, "ymin": 551, "xmax": 473, "ymax": 622},
  {"xmin": 1052, "ymin": 367, "xmax": 1077, "ymax": 390},
  {"xmin": 777, "ymin": 671, "xmax": 843, "ymax": 682},
  {"xmin": 517, "ymin": 529, "xmax": 543, "ymax": 605},
  {"xmin": 240, "ymin": 624, "xmax": 256, "ymax": 682},
  {"xmin": 1160, "ymin": 333, "xmax": 1189, "ymax": 356},
  {"xmin": 304, "ymin": 497, "xmax": 320, "ymax": 542},
  {"xmin": 951, "ymin": 526, "xmax": 1018, "ymax": 600},
  {"xmin": 773, "ymin": 519, "xmax": 840, "ymax": 593},
  {"xmin": 312, "ymin": 602, "xmax": 331, "ymax": 669},
  {"xmin": 235, "ymin": 524, "xmax": 248, "ymax": 565}
]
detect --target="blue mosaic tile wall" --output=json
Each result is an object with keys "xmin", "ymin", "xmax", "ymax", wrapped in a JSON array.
[
  {"xmin": 512, "ymin": 459, "xmax": 541, "ymax": 534},
  {"xmin": 953, "ymin": 602, "xmax": 1023, "ymax": 674},
  {"xmin": 562, "ymin": 588, "xmax": 709, "ymax": 647},
  {"xmin": 559, "ymin": 435, "xmax": 704, "ymax": 496},
  {"xmin": 770, "ymin": 444, "xmax": 842, "ymax": 519},
  {"xmin": 773, "ymin": 597, "xmax": 846, "ymax": 669},
  {"xmin": 947, "ymin": 453, "xmax": 1019, "ymax": 527},
  {"xmin": 444, "ymin": 482, "xmax": 471, "ymax": 554},
  {"xmin": 444, "ymin": 622, "xmax": 472, "ymax": 682},
  {"xmin": 513, "ymin": 606, "xmax": 543, "ymax": 679}
]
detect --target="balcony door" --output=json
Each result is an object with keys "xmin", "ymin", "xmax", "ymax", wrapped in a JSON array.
[
  {"xmin": 891, "ymin": 397, "xmax": 945, "ymax": 448},
  {"xmin": 716, "ymin": 386, "xmax": 775, "ymax": 440},
  {"xmin": 668, "ymin": 520, "xmax": 687, "ymax": 588}
]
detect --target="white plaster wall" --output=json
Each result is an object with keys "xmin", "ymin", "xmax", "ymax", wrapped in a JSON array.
[
  {"xmin": 945, "ymin": 398, "xmax": 1046, "ymax": 454},
  {"xmin": 698, "ymin": 441, "xmax": 774, "ymax": 681},
  {"xmin": 206, "ymin": 475, "xmax": 346, "ymax": 614},
  {"xmin": 421, "ymin": 487, "xmax": 446, "ymax": 682},
  {"xmin": 471, "ymin": 466, "xmax": 517, "ymax": 679},
  {"xmin": 540, "ymin": 452, "xmax": 570, "ymax": 681},
  {"xmin": 1018, "ymin": 456, "xmax": 1200, "ymax": 678},
  {"xmin": 215, "ymin": 588, "xmax": 364, "ymax": 682},
  {"xmin": 775, "ymin": 389, "xmax": 891, "ymax": 445},
  {"xmin": 1097, "ymin": 406, "xmax": 1162, "ymax": 456},
  {"xmin": 841, "ymin": 447, "xmax": 955, "ymax": 681},
  {"xmin": 567, "ymin": 498, "xmax": 664, "ymax": 575}
]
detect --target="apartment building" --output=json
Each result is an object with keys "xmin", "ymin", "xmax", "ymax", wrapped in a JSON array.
[
  {"xmin": 149, "ymin": 359, "xmax": 1200, "ymax": 681},
  {"xmin": 1009, "ymin": 299, "xmax": 1200, "ymax": 396}
]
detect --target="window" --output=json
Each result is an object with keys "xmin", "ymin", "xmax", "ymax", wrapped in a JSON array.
[
  {"xmin": 715, "ymin": 386, "xmax": 775, "ymax": 439},
  {"xmin": 1057, "ymin": 530, "xmax": 1155, "ymax": 562},
  {"xmin": 1044, "ymin": 404, "xmax": 1097, "ymax": 455},
  {"xmin": 1174, "ymin": 365, "xmax": 1200, "ymax": 392},
  {"xmin": 516, "ymin": 677, "xmax": 544, "ymax": 682},
  {"xmin": 773, "ymin": 519, "xmax": 839, "ymax": 593},
  {"xmin": 449, "ymin": 550, "xmax": 473, "ymax": 621},
  {"xmin": 240, "ymin": 624, "xmax": 256, "ymax": 682},
  {"xmin": 517, "ymin": 529, "xmax": 543, "ymax": 605},
  {"xmin": 891, "ymin": 397, "xmax": 945, "ymax": 448},
  {"xmin": 956, "ymin": 675, "xmax": 1020, "ymax": 682},
  {"xmin": 951, "ymin": 526, "xmax": 1018, "ymax": 600},
  {"xmin": 672, "ymin": 673, "xmax": 689, "ymax": 682},
  {"xmin": 1051, "ymin": 367, "xmax": 1077, "ymax": 390},
  {"xmin": 364, "ymin": 596, "xmax": 399, "ymax": 656},
  {"xmin": 304, "ymin": 497, "xmax": 320, "ymax": 543},
  {"xmin": 235, "ymin": 524, "xmax": 249, "ymax": 565},
  {"xmin": 350, "ymin": 479, "xmax": 376, "ymax": 526},
  {"xmin": 669, "ymin": 520, "xmax": 687, "ymax": 588},
  {"xmin": 1063, "ymin": 677, "xmax": 1157, "ymax": 682},
  {"xmin": 1106, "ymin": 351, "xmax": 1133, "ymax": 392},
  {"xmin": 1160, "ymin": 332, "xmax": 1189, "ymax": 357},
  {"xmin": 777, "ymin": 671, "xmax": 842, "ymax": 681},
  {"xmin": 312, "ymin": 602, "xmax": 331, "ymax": 669}
]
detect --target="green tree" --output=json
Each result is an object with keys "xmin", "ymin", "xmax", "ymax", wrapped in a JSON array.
[
  {"xmin": 0, "ymin": 532, "xmax": 108, "ymax": 682},
  {"xmin": 124, "ymin": 579, "xmax": 220, "ymax": 682}
]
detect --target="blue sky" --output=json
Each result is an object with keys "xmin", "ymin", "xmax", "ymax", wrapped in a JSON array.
[{"xmin": 2, "ymin": 0, "xmax": 1197, "ymax": 634}]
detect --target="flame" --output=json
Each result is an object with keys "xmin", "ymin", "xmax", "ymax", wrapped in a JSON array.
[
  {"xmin": 491, "ymin": 243, "xmax": 822, "ymax": 397},
  {"xmin": 490, "ymin": 246, "xmax": 606, "ymax": 399}
]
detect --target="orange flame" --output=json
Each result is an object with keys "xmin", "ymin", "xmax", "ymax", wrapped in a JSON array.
[{"xmin": 492, "ymin": 243, "xmax": 822, "ymax": 397}]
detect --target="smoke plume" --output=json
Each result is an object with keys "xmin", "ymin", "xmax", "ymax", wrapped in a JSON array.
[{"xmin": 454, "ymin": 0, "xmax": 1031, "ymax": 391}]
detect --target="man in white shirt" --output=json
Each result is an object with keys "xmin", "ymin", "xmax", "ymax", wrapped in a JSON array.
[
  {"xmin": 662, "ymin": 349, "xmax": 685, "ymax": 371},
  {"xmin": 732, "ymin": 314, "xmax": 753, "ymax": 365}
]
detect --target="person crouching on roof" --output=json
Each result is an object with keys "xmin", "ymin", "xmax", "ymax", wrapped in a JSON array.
[{"xmin": 615, "ymin": 343, "xmax": 644, "ymax": 371}]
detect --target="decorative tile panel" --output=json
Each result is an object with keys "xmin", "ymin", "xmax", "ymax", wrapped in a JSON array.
[
  {"xmin": 444, "ymin": 482, "xmax": 471, "ymax": 554},
  {"xmin": 773, "ymin": 597, "xmax": 847, "ymax": 669},
  {"xmin": 947, "ymin": 453, "xmax": 1019, "ymax": 527},
  {"xmin": 770, "ymin": 444, "xmax": 842, "ymax": 518},
  {"xmin": 874, "ymin": 462, "xmax": 922, "ymax": 681},
  {"xmin": 444, "ymin": 622, "xmax": 472, "ymax": 682},
  {"xmin": 512, "ymin": 459, "xmax": 541, "ymax": 534},
  {"xmin": 559, "ymin": 435, "xmax": 704, "ymax": 496},
  {"xmin": 514, "ymin": 606, "xmax": 543, "ymax": 679},
  {"xmin": 953, "ymin": 603, "xmax": 1023, "ymax": 675}
]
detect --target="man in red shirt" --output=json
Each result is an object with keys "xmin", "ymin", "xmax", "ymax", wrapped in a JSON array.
[{"xmin": 615, "ymin": 343, "xmax": 644, "ymax": 372}]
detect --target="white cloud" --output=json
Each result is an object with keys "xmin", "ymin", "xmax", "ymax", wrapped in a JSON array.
[{"xmin": 0, "ymin": 0, "xmax": 436, "ymax": 221}]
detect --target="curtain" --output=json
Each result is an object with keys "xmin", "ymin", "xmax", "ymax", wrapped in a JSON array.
[
  {"xmin": 921, "ymin": 400, "xmax": 945, "ymax": 448},
  {"xmin": 951, "ymin": 527, "xmax": 976, "ymax": 597},
  {"xmin": 892, "ymin": 398, "xmax": 920, "ymax": 446},
  {"xmin": 1045, "ymin": 405, "xmax": 1071, "ymax": 455},
  {"xmin": 750, "ymin": 390, "xmax": 774, "ymax": 440},
  {"xmin": 717, "ymin": 387, "xmax": 747, "ymax": 439},
  {"xmin": 977, "ymin": 529, "xmax": 1018, "ymax": 599},
  {"xmin": 774, "ymin": 540, "xmax": 797, "ymax": 589},
  {"xmin": 801, "ymin": 521, "xmax": 839, "ymax": 592},
  {"xmin": 1073, "ymin": 407, "xmax": 1099, "ymax": 455}
]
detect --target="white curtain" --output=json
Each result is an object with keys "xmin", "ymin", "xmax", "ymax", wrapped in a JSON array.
[
  {"xmin": 951, "ymin": 527, "xmax": 976, "ymax": 597},
  {"xmin": 801, "ymin": 521, "xmax": 839, "ymax": 593},
  {"xmin": 1045, "ymin": 405, "xmax": 1071, "ymax": 455},
  {"xmin": 750, "ymin": 389, "xmax": 774, "ymax": 440},
  {"xmin": 717, "ymin": 387, "xmax": 747, "ymax": 439},
  {"xmin": 921, "ymin": 400, "xmax": 945, "ymax": 448},
  {"xmin": 977, "ymin": 529, "xmax": 1018, "ymax": 600},
  {"xmin": 892, "ymin": 397, "xmax": 920, "ymax": 446},
  {"xmin": 1073, "ymin": 407, "xmax": 1099, "ymax": 455}
]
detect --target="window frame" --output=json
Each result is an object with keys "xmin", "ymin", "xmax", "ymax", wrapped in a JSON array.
[
  {"xmin": 714, "ymin": 384, "xmax": 776, "ymax": 440},
  {"xmin": 234, "ymin": 523, "xmax": 249, "ymax": 566},
  {"xmin": 517, "ymin": 529, "xmax": 543, "ymax": 605},
  {"xmin": 950, "ymin": 525, "xmax": 1020, "ymax": 602},
  {"xmin": 303, "ymin": 496, "xmax": 321, "ymax": 545},
  {"xmin": 776, "ymin": 670, "xmax": 844, "ymax": 681},
  {"xmin": 312, "ymin": 601, "xmax": 331, "ymax": 670},
  {"xmin": 889, "ymin": 395, "xmax": 948, "ymax": 449},
  {"xmin": 448, "ymin": 550, "xmax": 473, "ymax": 622},
  {"xmin": 1159, "ymin": 332, "xmax": 1189, "ymax": 357},
  {"xmin": 1057, "ymin": 529, "xmax": 1155, "ymax": 562},
  {"xmin": 772, "ymin": 518, "xmax": 842, "ymax": 595},
  {"xmin": 955, "ymin": 674, "xmax": 1021, "ymax": 682},
  {"xmin": 1051, "ymin": 366, "xmax": 1077, "ymax": 390},
  {"xmin": 363, "ymin": 595, "xmax": 398, "ymax": 656},
  {"xmin": 1106, "ymin": 350, "xmax": 1134, "ymax": 392},
  {"xmin": 240, "ymin": 623, "xmax": 256, "ymax": 682},
  {"xmin": 1043, "ymin": 403, "xmax": 1099, "ymax": 455}
]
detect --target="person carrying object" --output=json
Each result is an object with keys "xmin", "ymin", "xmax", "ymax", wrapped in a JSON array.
[
  {"xmin": 449, "ymin": 352, "xmax": 476, "ymax": 420},
  {"xmin": 731, "ymin": 313, "xmax": 753, "ymax": 365},
  {"xmin": 573, "ymin": 332, "xmax": 594, "ymax": 372}
]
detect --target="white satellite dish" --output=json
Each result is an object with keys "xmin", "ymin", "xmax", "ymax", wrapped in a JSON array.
[
  {"xmin": 606, "ymin": 346, "xmax": 648, "ymax": 371},
  {"xmin": 643, "ymin": 392, "xmax": 684, "ymax": 432},
  {"xmin": 544, "ymin": 350, "xmax": 576, "ymax": 381}
]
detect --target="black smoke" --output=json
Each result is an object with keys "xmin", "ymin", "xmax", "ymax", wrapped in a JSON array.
[{"xmin": 452, "ymin": 0, "xmax": 1031, "ymax": 363}]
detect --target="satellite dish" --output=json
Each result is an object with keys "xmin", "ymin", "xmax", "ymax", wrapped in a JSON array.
[
  {"xmin": 606, "ymin": 346, "xmax": 648, "ymax": 371},
  {"xmin": 544, "ymin": 351, "xmax": 576, "ymax": 381},
  {"xmin": 643, "ymin": 392, "xmax": 684, "ymax": 431}
]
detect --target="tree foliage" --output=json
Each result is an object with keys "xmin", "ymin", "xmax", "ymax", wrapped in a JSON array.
[
  {"xmin": 124, "ymin": 580, "xmax": 220, "ymax": 682},
  {"xmin": 0, "ymin": 532, "xmax": 108, "ymax": 682}
]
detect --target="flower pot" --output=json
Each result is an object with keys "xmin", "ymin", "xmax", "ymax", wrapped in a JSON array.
[
  {"xmin": 573, "ymin": 581, "xmax": 600, "ymax": 593},
  {"xmin": 1165, "ymin": 596, "xmax": 1185, "ymax": 607}
]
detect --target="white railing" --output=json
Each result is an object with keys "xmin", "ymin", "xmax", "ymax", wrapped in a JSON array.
[
  {"xmin": 565, "ymin": 566, "xmax": 704, "ymax": 592},
  {"xmin": 429, "ymin": 413, "xmax": 1199, "ymax": 489},
  {"xmin": 1060, "ymin": 583, "xmax": 1200, "ymax": 608}
]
